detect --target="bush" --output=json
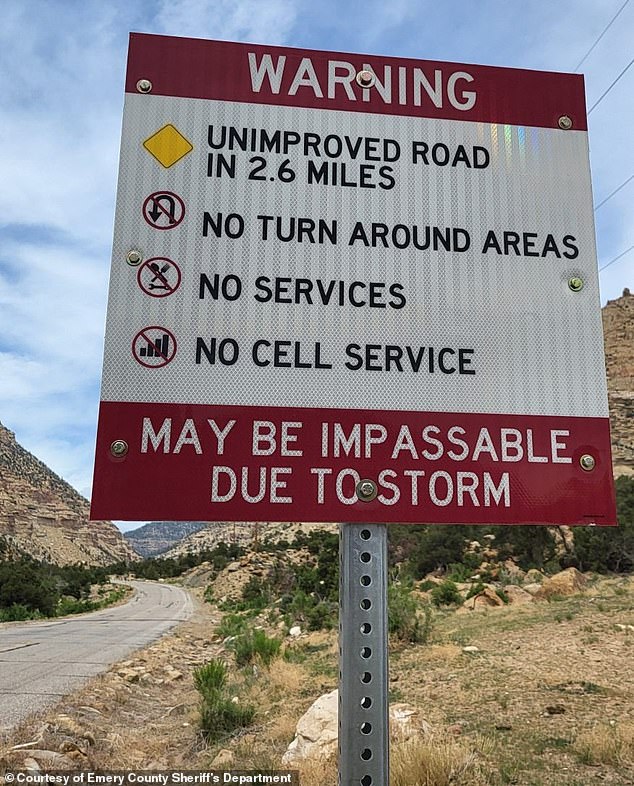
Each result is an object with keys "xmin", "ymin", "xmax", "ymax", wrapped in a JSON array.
[
  {"xmin": 193, "ymin": 658, "xmax": 227, "ymax": 698},
  {"xmin": 388, "ymin": 583, "xmax": 432, "ymax": 643},
  {"xmin": 193, "ymin": 658, "xmax": 255, "ymax": 742},
  {"xmin": 199, "ymin": 698, "xmax": 256, "ymax": 742},
  {"xmin": 304, "ymin": 600, "xmax": 338, "ymax": 631},
  {"xmin": 430, "ymin": 580, "xmax": 462, "ymax": 607},
  {"xmin": 465, "ymin": 581, "xmax": 486, "ymax": 600},
  {"xmin": 239, "ymin": 576, "xmax": 271, "ymax": 611},
  {"xmin": 232, "ymin": 629, "xmax": 282, "ymax": 668},
  {"xmin": 216, "ymin": 613, "xmax": 251, "ymax": 639},
  {"xmin": 0, "ymin": 603, "xmax": 36, "ymax": 622},
  {"xmin": 57, "ymin": 597, "xmax": 99, "ymax": 616}
]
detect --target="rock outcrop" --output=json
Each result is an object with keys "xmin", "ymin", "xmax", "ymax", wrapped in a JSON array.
[
  {"xmin": 0, "ymin": 422, "xmax": 138, "ymax": 566},
  {"xmin": 603, "ymin": 288, "xmax": 634, "ymax": 475}
]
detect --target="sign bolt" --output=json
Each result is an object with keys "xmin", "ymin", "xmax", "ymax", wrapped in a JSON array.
[
  {"xmin": 558, "ymin": 115, "xmax": 573, "ymax": 130},
  {"xmin": 356, "ymin": 70, "xmax": 376, "ymax": 88},
  {"xmin": 568, "ymin": 277, "xmax": 584, "ymax": 292},
  {"xmin": 580, "ymin": 454, "xmax": 596, "ymax": 472},
  {"xmin": 110, "ymin": 440, "xmax": 129, "ymax": 458},
  {"xmin": 126, "ymin": 250, "xmax": 143, "ymax": 266},
  {"xmin": 356, "ymin": 479, "xmax": 378, "ymax": 502},
  {"xmin": 136, "ymin": 78, "xmax": 153, "ymax": 93}
]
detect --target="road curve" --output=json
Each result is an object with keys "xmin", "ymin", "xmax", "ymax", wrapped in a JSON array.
[{"xmin": 0, "ymin": 580, "xmax": 193, "ymax": 732}]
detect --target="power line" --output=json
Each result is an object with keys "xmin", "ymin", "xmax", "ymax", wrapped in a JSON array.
[
  {"xmin": 595, "ymin": 173, "xmax": 634, "ymax": 210},
  {"xmin": 574, "ymin": 0, "xmax": 631, "ymax": 71},
  {"xmin": 599, "ymin": 243, "xmax": 634, "ymax": 272},
  {"xmin": 588, "ymin": 55, "xmax": 634, "ymax": 113}
]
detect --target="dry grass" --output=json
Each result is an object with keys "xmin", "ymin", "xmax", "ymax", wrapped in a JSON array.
[
  {"xmin": 391, "ymin": 735, "xmax": 492, "ymax": 786},
  {"xmin": 573, "ymin": 722, "xmax": 634, "ymax": 767}
]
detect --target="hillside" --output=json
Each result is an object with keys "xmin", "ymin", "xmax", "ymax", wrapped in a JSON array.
[
  {"xmin": 160, "ymin": 520, "xmax": 337, "ymax": 559},
  {"xmin": 124, "ymin": 521, "xmax": 210, "ymax": 557},
  {"xmin": 0, "ymin": 422, "xmax": 138, "ymax": 566}
]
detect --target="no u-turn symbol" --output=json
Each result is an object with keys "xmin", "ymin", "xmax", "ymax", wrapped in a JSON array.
[{"xmin": 142, "ymin": 191, "xmax": 185, "ymax": 229}]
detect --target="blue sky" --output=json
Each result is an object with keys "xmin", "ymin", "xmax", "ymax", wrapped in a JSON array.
[{"xmin": 0, "ymin": 0, "xmax": 632, "ymax": 531}]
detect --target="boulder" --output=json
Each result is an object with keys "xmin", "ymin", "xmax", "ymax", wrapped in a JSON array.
[
  {"xmin": 535, "ymin": 568, "xmax": 588, "ymax": 600},
  {"xmin": 503, "ymin": 585, "xmax": 534, "ymax": 605},
  {"xmin": 522, "ymin": 583, "xmax": 543, "ymax": 596},
  {"xmin": 525, "ymin": 569, "xmax": 546, "ymax": 584},
  {"xmin": 282, "ymin": 689, "xmax": 431, "ymax": 764},
  {"xmin": 501, "ymin": 560, "xmax": 526, "ymax": 582},
  {"xmin": 460, "ymin": 586, "xmax": 505, "ymax": 611}
]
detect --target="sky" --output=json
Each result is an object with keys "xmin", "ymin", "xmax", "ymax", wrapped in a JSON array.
[{"xmin": 0, "ymin": 0, "xmax": 632, "ymax": 532}]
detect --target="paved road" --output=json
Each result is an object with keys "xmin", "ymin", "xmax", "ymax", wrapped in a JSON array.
[{"xmin": 0, "ymin": 580, "xmax": 193, "ymax": 732}]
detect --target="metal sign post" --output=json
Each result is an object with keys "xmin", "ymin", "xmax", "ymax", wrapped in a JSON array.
[{"xmin": 339, "ymin": 521, "xmax": 389, "ymax": 786}]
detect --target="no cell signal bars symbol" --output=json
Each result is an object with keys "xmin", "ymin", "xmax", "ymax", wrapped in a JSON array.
[{"xmin": 132, "ymin": 327, "xmax": 177, "ymax": 368}]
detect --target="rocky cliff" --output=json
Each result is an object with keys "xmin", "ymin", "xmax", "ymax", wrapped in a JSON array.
[
  {"xmin": 124, "ymin": 521, "xmax": 210, "ymax": 557},
  {"xmin": 161, "ymin": 521, "xmax": 336, "ymax": 559},
  {"xmin": 0, "ymin": 422, "xmax": 139, "ymax": 566},
  {"xmin": 603, "ymin": 288, "xmax": 634, "ymax": 475}
]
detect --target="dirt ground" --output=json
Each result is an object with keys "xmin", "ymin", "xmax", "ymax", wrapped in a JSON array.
[{"xmin": 1, "ymin": 575, "xmax": 633, "ymax": 786}]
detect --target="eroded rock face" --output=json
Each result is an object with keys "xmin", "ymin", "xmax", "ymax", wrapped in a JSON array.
[
  {"xmin": 0, "ymin": 422, "xmax": 138, "ymax": 566},
  {"xmin": 281, "ymin": 688, "xmax": 431, "ymax": 764},
  {"xmin": 603, "ymin": 289, "xmax": 634, "ymax": 474}
]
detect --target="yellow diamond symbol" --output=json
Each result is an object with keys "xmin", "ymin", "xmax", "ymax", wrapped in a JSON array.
[{"xmin": 143, "ymin": 124, "xmax": 193, "ymax": 168}]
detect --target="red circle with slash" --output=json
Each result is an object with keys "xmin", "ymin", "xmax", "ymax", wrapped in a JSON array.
[
  {"xmin": 137, "ymin": 257, "xmax": 182, "ymax": 297},
  {"xmin": 132, "ymin": 326, "xmax": 177, "ymax": 368},
  {"xmin": 142, "ymin": 191, "xmax": 185, "ymax": 229}
]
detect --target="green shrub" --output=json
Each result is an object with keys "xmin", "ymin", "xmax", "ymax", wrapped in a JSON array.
[
  {"xmin": 446, "ymin": 562, "xmax": 478, "ymax": 582},
  {"xmin": 216, "ymin": 613, "xmax": 251, "ymax": 639},
  {"xmin": 232, "ymin": 629, "xmax": 282, "ymax": 668},
  {"xmin": 495, "ymin": 588, "xmax": 509, "ymax": 604},
  {"xmin": 56, "ymin": 597, "xmax": 99, "ymax": 616},
  {"xmin": 466, "ymin": 581, "xmax": 486, "ymax": 600},
  {"xmin": 199, "ymin": 698, "xmax": 255, "ymax": 742},
  {"xmin": 305, "ymin": 600, "xmax": 338, "ymax": 631},
  {"xmin": 193, "ymin": 658, "xmax": 228, "ymax": 698},
  {"xmin": 240, "ymin": 576, "xmax": 271, "ymax": 610},
  {"xmin": 0, "ymin": 603, "xmax": 36, "ymax": 622},
  {"xmin": 430, "ymin": 580, "xmax": 462, "ymax": 607},
  {"xmin": 193, "ymin": 658, "xmax": 255, "ymax": 742},
  {"xmin": 388, "ymin": 583, "xmax": 432, "ymax": 643}
]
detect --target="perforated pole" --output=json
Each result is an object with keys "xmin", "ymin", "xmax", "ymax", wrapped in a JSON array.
[{"xmin": 339, "ymin": 523, "xmax": 389, "ymax": 786}]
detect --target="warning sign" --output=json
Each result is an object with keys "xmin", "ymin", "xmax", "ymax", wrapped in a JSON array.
[
  {"xmin": 91, "ymin": 34, "xmax": 615, "ymax": 526},
  {"xmin": 143, "ymin": 124, "xmax": 193, "ymax": 168}
]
